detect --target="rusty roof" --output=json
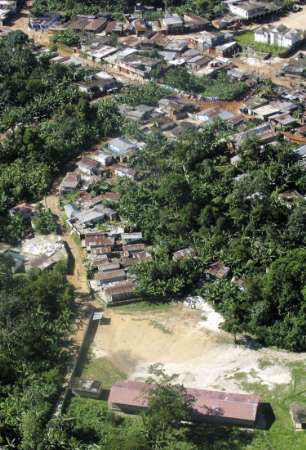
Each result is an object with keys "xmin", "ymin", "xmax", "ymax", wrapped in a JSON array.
[
  {"xmin": 95, "ymin": 269, "xmax": 126, "ymax": 281},
  {"xmin": 85, "ymin": 235, "xmax": 114, "ymax": 247},
  {"xmin": 85, "ymin": 17, "xmax": 107, "ymax": 31},
  {"xmin": 104, "ymin": 280, "xmax": 136, "ymax": 295},
  {"xmin": 66, "ymin": 18, "xmax": 88, "ymax": 30},
  {"xmin": 82, "ymin": 194, "xmax": 104, "ymax": 209},
  {"xmin": 101, "ymin": 192, "xmax": 120, "ymax": 202},
  {"xmin": 123, "ymin": 243, "xmax": 145, "ymax": 252},
  {"xmin": 105, "ymin": 21, "xmax": 117, "ymax": 34},
  {"xmin": 207, "ymin": 262, "xmax": 230, "ymax": 279},
  {"xmin": 108, "ymin": 381, "xmax": 260, "ymax": 422},
  {"xmin": 92, "ymin": 246, "xmax": 113, "ymax": 255},
  {"xmin": 78, "ymin": 157, "xmax": 99, "ymax": 169}
]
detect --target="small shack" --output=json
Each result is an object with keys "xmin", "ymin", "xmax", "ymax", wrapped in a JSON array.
[
  {"xmin": 71, "ymin": 378, "xmax": 102, "ymax": 399},
  {"xmin": 290, "ymin": 404, "xmax": 306, "ymax": 431}
]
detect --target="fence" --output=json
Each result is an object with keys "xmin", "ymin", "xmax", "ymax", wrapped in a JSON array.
[{"xmin": 53, "ymin": 308, "xmax": 101, "ymax": 415}]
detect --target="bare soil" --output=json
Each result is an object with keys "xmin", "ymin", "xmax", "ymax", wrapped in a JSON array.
[
  {"xmin": 273, "ymin": 7, "xmax": 306, "ymax": 31},
  {"xmin": 91, "ymin": 305, "xmax": 305, "ymax": 393},
  {"xmin": 232, "ymin": 56, "xmax": 293, "ymax": 88}
]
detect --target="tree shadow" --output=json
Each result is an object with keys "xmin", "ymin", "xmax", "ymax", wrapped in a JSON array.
[
  {"xmin": 73, "ymin": 319, "xmax": 100, "ymax": 378},
  {"xmin": 255, "ymin": 402, "xmax": 275, "ymax": 430},
  {"xmin": 237, "ymin": 335, "xmax": 263, "ymax": 350},
  {"xmin": 187, "ymin": 423, "xmax": 256, "ymax": 449},
  {"xmin": 64, "ymin": 241, "xmax": 75, "ymax": 275}
]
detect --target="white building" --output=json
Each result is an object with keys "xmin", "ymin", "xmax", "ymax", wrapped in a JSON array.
[
  {"xmin": 228, "ymin": 1, "xmax": 280, "ymax": 20},
  {"xmin": 228, "ymin": 1, "xmax": 264, "ymax": 20},
  {"xmin": 255, "ymin": 25, "xmax": 304, "ymax": 49}
]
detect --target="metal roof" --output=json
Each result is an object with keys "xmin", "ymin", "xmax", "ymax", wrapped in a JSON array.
[{"xmin": 108, "ymin": 381, "xmax": 260, "ymax": 422}]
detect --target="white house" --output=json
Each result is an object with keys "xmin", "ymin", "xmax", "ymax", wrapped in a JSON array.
[
  {"xmin": 93, "ymin": 151, "xmax": 114, "ymax": 166},
  {"xmin": 229, "ymin": 1, "xmax": 281, "ymax": 20},
  {"xmin": 255, "ymin": 25, "xmax": 304, "ymax": 49},
  {"xmin": 228, "ymin": 1, "xmax": 263, "ymax": 20}
]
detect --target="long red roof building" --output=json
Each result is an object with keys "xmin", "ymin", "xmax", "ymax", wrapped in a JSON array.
[{"xmin": 108, "ymin": 381, "xmax": 260, "ymax": 426}]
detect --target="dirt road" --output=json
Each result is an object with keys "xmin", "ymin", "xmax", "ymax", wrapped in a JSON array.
[{"xmin": 45, "ymin": 195, "xmax": 90, "ymax": 294}]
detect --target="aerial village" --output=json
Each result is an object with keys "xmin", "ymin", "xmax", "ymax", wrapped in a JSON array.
[{"xmin": 1, "ymin": 0, "xmax": 306, "ymax": 439}]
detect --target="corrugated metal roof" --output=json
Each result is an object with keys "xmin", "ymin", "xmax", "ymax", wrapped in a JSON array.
[{"xmin": 108, "ymin": 381, "xmax": 260, "ymax": 422}]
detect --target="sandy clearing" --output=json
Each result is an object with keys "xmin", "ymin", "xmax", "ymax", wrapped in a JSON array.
[
  {"xmin": 92, "ymin": 305, "xmax": 305, "ymax": 393},
  {"xmin": 273, "ymin": 7, "xmax": 306, "ymax": 30},
  {"xmin": 9, "ymin": 14, "xmax": 52, "ymax": 47}
]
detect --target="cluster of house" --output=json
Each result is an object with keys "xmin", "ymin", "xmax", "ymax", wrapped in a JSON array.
[
  {"xmin": 281, "ymin": 53, "xmax": 306, "ymax": 80},
  {"xmin": 58, "ymin": 152, "xmax": 152, "ymax": 305},
  {"xmin": 63, "ymin": 198, "xmax": 151, "ymax": 306},
  {"xmin": 72, "ymin": 20, "xmax": 247, "ymax": 81},
  {"xmin": 24, "ymin": 0, "xmax": 304, "ymax": 89},
  {"xmin": 87, "ymin": 230, "xmax": 152, "ymax": 305}
]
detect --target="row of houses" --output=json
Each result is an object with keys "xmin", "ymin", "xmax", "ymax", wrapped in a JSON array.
[{"xmin": 59, "ymin": 11, "xmax": 211, "ymax": 37}]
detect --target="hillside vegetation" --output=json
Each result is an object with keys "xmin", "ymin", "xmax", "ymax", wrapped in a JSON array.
[{"xmin": 118, "ymin": 123, "xmax": 306, "ymax": 351}]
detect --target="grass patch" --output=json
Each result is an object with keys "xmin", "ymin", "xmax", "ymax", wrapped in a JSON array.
[
  {"xmin": 149, "ymin": 320, "xmax": 172, "ymax": 335},
  {"xmin": 81, "ymin": 357, "xmax": 127, "ymax": 389},
  {"xmin": 71, "ymin": 231, "xmax": 82, "ymax": 247},
  {"xmin": 258, "ymin": 358, "xmax": 274, "ymax": 370},
  {"xmin": 115, "ymin": 300, "xmax": 173, "ymax": 314},
  {"xmin": 237, "ymin": 361, "xmax": 306, "ymax": 450},
  {"xmin": 236, "ymin": 31, "xmax": 282, "ymax": 55},
  {"xmin": 226, "ymin": 370, "xmax": 248, "ymax": 382}
]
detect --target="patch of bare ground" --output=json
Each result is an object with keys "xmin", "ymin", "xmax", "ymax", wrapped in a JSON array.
[
  {"xmin": 91, "ymin": 304, "xmax": 306, "ymax": 393},
  {"xmin": 273, "ymin": 6, "xmax": 306, "ymax": 31}
]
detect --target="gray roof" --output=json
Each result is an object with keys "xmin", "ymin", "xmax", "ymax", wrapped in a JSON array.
[
  {"xmin": 77, "ymin": 205, "xmax": 115, "ymax": 225},
  {"xmin": 108, "ymin": 137, "xmax": 138, "ymax": 154},
  {"xmin": 64, "ymin": 204, "xmax": 80, "ymax": 219},
  {"xmin": 162, "ymin": 14, "xmax": 183, "ymax": 26},
  {"xmin": 295, "ymin": 145, "xmax": 306, "ymax": 158},
  {"xmin": 164, "ymin": 40, "xmax": 188, "ymax": 52}
]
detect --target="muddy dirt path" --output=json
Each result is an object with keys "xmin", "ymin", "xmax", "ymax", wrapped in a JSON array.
[{"xmin": 45, "ymin": 194, "xmax": 90, "ymax": 295}]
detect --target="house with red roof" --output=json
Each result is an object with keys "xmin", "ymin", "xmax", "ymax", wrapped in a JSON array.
[{"xmin": 108, "ymin": 381, "xmax": 261, "ymax": 427}]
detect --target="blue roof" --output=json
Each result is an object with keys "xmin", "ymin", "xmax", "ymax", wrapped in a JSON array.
[{"xmin": 64, "ymin": 204, "xmax": 80, "ymax": 219}]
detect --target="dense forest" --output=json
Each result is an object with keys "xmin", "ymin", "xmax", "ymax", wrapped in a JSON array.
[
  {"xmin": 0, "ymin": 259, "xmax": 75, "ymax": 448},
  {"xmin": 117, "ymin": 122, "xmax": 306, "ymax": 351},
  {"xmin": 0, "ymin": 2, "xmax": 305, "ymax": 446},
  {"xmin": 31, "ymin": 0, "xmax": 295, "ymax": 18},
  {"xmin": 31, "ymin": 0, "xmax": 225, "ymax": 18}
]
